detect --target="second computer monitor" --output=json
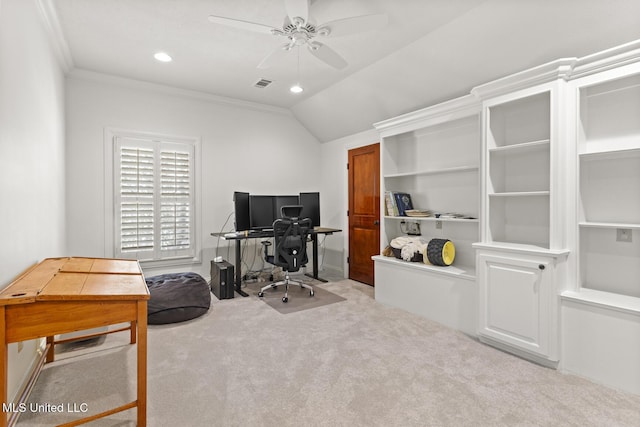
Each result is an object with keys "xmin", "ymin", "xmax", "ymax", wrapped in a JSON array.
[
  {"xmin": 275, "ymin": 195, "xmax": 299, "ymax": 218},
  {"xmin": 299, "ymin": 192, "xmax": 320, "ymax": 227},
  {"xmin": 249, "ymin": 195, "xmax": 275, "ymax": 230},
  {"xmin": 233, "ymin": 191, "xmax": 250, "ymax": 231}
]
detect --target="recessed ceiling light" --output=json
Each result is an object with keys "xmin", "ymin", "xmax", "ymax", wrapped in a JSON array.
[
  {"xmin": 290, "ymin": 84, "xmax": 303, "ymax": 94},
  {"xmin": 154, "ymin": 52, "xmax": 172, "ymax": 62}
]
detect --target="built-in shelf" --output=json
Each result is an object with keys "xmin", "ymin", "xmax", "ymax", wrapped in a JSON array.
[
  {"xmin": 384, "ymin": 215, "xmax": 478, "ymax": 223},
  {"xmin": 473, "ymin": 242, "xmax": 569, "ymax": 257},
  {"xmin": 370, "ymin": 41, "xmax": 640, "ymax": 392},
  {"xmin": 383, "ymin": 165, "xmax": 478, "ymax": 179},
  {"xmin": 579, "ymin": 146, "xmax": 640, "ymax": 160},
  {"xmin": 577, "ymin": 67, "xmax": 640, "ymax": 302},
  {"xmin": 489, "ymin": 139, "xmax": 550, "ymax": 153},
  {"xmin": 372, "ymin": 255, "xmax": 476, "ymax": 281},
  {"xmin": 579, "ymin": 221, "xmax": 640, "ymax": 229},
  {"xmin": 489, "ymin": 191, "xmax": 550, "ymax": 197},
  {"xmin": 488, "ymin": 134, "xmax": 550, "ymax": 195},
  {"xmin": 374, "ymin": 96, "xmax": 480, "ymax": 333},
  {"xmin": 562, "ymin": 288, "xmax": 640, "ymax": 316},
  {"xmin": 476, "ymin": 84, "xmax": 567, "ymax": 364},
  {"xmin": 377, "ymin": 95, "xmax": 480, "ymax": 262}
]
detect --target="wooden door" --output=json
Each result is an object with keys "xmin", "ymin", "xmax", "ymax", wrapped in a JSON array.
[{"xmin": 348, "ymin": 143, "xmax": 380, "ymax": 286}]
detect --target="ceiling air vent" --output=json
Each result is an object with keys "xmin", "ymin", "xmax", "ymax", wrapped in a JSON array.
[{"xmin": 254, "ymin": 78, "xmax": 273, "ymax": 88}]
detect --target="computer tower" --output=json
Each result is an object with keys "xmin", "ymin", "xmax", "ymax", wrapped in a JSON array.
[{"xmin": 210, "ymin": 260, "xmax": 235, "ymax": 299}]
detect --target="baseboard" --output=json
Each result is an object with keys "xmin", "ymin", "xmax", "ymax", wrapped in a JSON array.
[
  {"xmin": 478, "ymin": 335, "xmax": 559, "ymax": 370},
  {"xmin": 317, "ymin": 264, "xmax": 344, "ymax": 280},
  {"xmin": 7, "ymin": 343, "xmax": 48, "ymax": 427}
]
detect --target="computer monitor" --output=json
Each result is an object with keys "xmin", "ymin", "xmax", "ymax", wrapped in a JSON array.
[
  {"xmin": 249, "ymin": 195, "xmax": 276, "ymax": 230},
  {"xmin": 275, "ymin": 195, "xmax": 300, "ymax": 218},
  {"xmin": 233, "ymin": 191, "xmax": 250, "ymax": 231},
  {"xmin": 299, "ymin": 192, "xmax": 320, "ymax": 227}
]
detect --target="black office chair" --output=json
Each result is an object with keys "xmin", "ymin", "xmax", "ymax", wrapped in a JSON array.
[{"xmin": 258, "ymin": 205, "xmax": 314, "ymax": 303}]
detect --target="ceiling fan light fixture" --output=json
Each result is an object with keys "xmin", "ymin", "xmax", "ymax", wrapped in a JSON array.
[{"xmin": 154, "ymin": 52, "xmax": 173, "ymax": 62}]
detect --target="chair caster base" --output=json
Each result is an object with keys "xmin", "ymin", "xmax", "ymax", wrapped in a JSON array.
[
  {"xmin": 282, "ymin": 296, "xmax": 288, "ymax": 303},
  {"xmin": 258, "ymin": 292, "xmax": 264, "ymax": 298}
]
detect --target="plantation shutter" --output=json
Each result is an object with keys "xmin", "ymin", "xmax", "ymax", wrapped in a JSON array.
[
  {"xmin": 119, "ymin": 146, "xmax": 155, "ymax": 253},
  {"xmin": 115, "ymin": 136, "xmax": 195, "ymax": 261},
  {"xmin": 160, "ymin": 150, "xmax": 192, "ymax": 253}
]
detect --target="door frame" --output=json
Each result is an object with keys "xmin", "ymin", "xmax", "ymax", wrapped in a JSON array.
[
  {"xmin": 332, "ymin": 130, "xmax": 381, "ymax": 280},
  {"xmin": 344, "ymin": 141, "xmax": 381, "ymax": 285}
]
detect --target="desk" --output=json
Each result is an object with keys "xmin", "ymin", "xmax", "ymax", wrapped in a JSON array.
[
  {"xmin": 0, "ymin": 257, "xmax": 149, "ymax": 427},
  {"xmin": 214, "ymin": 227, "xmax": 341, "ymax": 297}
]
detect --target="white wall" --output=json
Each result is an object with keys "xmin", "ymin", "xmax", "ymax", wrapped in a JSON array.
[
  {"xmin": 0, "ymin": 0, "xmax": 66, "ymax": 403},
  {"xmin": 65, "ymin": 72, "xmax": 323, "ymax": 277},
  {"xmin": 319, "ymin": 128, "xmax": 380, "ymax": 276}
]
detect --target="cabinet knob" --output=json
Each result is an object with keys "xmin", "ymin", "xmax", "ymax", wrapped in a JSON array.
[
  {"xmin": 374, "ymin": 220, "xmax": 380, "ymax": 225},
  {"xmin": 538, "ymin": 264, "xmax": 545, "ymax": 270}
]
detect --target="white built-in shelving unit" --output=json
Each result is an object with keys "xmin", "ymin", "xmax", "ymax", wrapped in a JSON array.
[
  {"xmin": 471, "ymin": 63, "xmax": 573, "ymax": 365},
  {"xmin": 568, "ymin": 60, "xmax": 640, "ymax": 308},
  {"xmin": 369, "ymin": 39, "xmax": 640, "ymax": 394},
  {"xmin": 560, "ymin": 44, "xmax": 640, "ymax": 394},
  {"xmin": 373, "ymin": 95, "xmax": 480, "ymax": 335},
  {"xmin": 486, "ymin": 92, "xmax": 552, "ymax": 249},
  {"xmin": 377, "ymin": 95, "xmax": 481, "ymax": 277}
]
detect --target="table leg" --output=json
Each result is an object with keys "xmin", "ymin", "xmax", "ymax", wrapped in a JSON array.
[
  {"xmin": 46, "ymin": 336, "xmax": 55, "ymax": 363},
  {"xmin": 234, "ymin": 240, "xmax": 248, "ymax": 297},
  {"xmin": 136, "ymin": 301, "xmax": 147, "ymax": 427},
  {"xmin": 306, "ymin": 233, "xmax": 328, "ymax": 283},
  {"xmin": 130, "ymin": 320, "xmax": 137, "ymax": 344}
]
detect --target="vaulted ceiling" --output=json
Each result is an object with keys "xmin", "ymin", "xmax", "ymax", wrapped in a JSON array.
[{"xmin": 51, "ymin": 0, "xmax": 640, "ymax": 142}]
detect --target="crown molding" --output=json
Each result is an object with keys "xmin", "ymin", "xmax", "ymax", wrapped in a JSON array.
[
  {"xmin": 67, "ymin": 69, "xmax": 293, "ymax": 116},
  {"xmin": 373, "ymin": 94, "xmax": 480, "ymax": 137},
  {"xmin": 36, "ymin": 0, "xmax": 74, "ymax": 73},
  {"xmin": 570, "ymin": 39, "xmax": 640, "ymax": 79},
  {"xmin": 471, "ymin": 58, "xmax": 577, "ymax": 100}
]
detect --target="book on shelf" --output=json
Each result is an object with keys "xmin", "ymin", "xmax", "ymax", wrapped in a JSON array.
[
  {"xmin": 385, "ymin": 191, "xmax": 398, "ymax": 216},
  {"xmin": 394, "ymin": 192, "xmax": 413, "ymax": 216},
  {"xmin": 386, "ymin": 191, "xmax": 414, "ymax": 216}
]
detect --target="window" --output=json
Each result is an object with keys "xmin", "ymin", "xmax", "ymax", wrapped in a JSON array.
[{"xmin": 112, "ymin": 132, "xmax": 198, "ymax": 263}]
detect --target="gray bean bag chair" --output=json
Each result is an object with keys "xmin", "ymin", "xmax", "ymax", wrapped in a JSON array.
[{"xmin": 146, "ymin": 272, "xmax": 211, "ymax": 324}]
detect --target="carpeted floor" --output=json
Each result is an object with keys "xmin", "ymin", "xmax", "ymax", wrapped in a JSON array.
[{"xmin": 15, "ymin": 280, "xmax": 640, "ymax": 426}]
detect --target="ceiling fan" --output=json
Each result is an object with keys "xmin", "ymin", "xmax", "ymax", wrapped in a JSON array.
[{"xmin": 208, "ymin": 0, "xmax": 387, "ymax": 70}]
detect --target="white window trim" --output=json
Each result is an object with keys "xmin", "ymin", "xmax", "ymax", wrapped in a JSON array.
[{"xmin": 104, "ymin": 127, "xmax": 201, "ymax": 268}]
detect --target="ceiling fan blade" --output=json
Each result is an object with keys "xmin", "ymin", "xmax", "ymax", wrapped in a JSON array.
[
  {"xmin": 257, "ymin": 43, "xmax": 292, "ymax": 69},
  {"xmin": 318, "ymin": 14, "xmax": 388, "ymax": 37},
  {"xmin": 284, "ymin": 0, "xmax": 309, "ymax": 25},
  {"xmin": 208, "ymin": 15, "xmax": 277, "ymax": 35},
  {"xmin": 307, "ymin": 42, "xmax": 347, "ymax": 69}
]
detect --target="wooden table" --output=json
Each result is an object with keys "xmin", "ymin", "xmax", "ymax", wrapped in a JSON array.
[{"xmin": 0, "ymin": 257, "xmax": 149, "ymax": 427}]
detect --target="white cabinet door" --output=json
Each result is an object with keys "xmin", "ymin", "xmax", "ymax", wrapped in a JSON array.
[{"xmin": 478, "ymin": 252, "xmax": 554, "ymax": 359}]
